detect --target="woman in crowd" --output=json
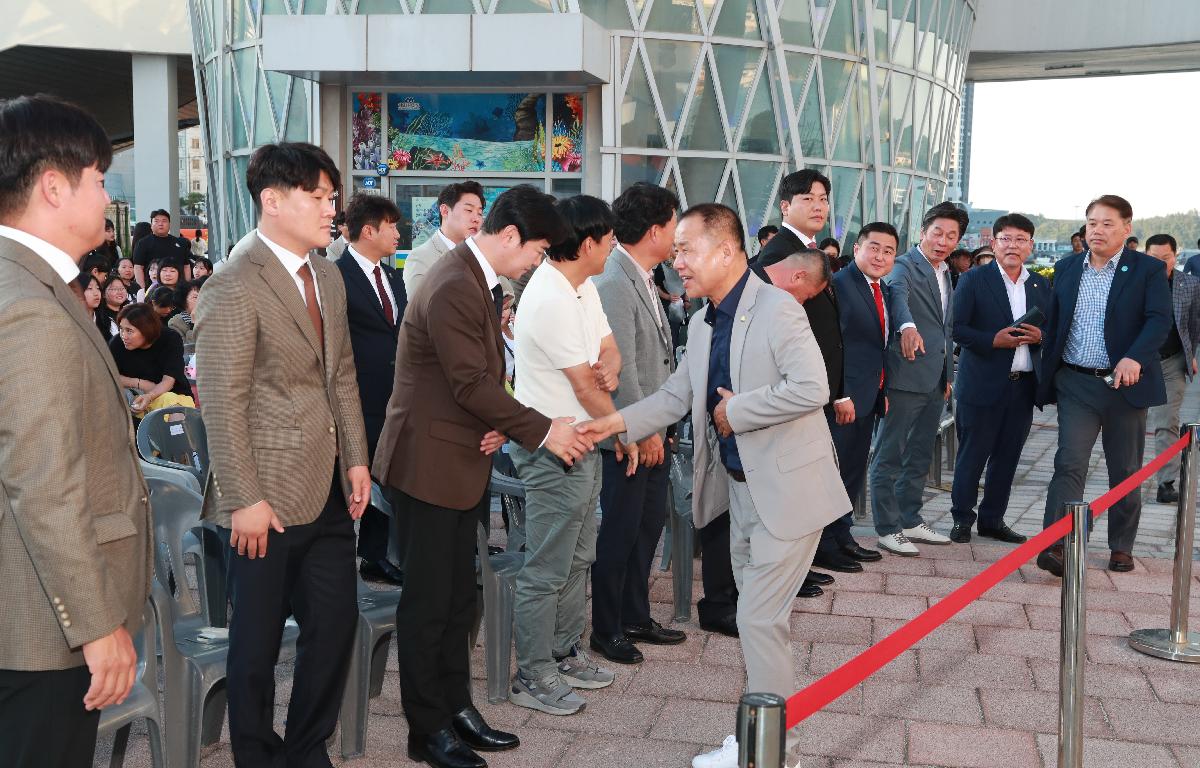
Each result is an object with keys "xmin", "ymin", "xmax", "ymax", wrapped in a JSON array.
[
  {"xmin": 192, "ymin": 257, "xmax": 213, "ymax": 278},
  {"xmin": 167, "ymin": 277, "xmax": 206, "ymax": 345},
  {"xmin": 100, "ymin": 218, "xmax": 122, "ymax": 262},
  {"xmin": 130, "ymin": 221, "xmax": 152, "ymax": 254},
  {"xmin": 109, "ymin": 302, "xmax": 194, "ymax": 417},
  {"xmin": 138, "ymin": 258, "xmax": 161, "ymax": 302},
  {"xmin": 148, "ymin": 284, "xmax": 182, "ymax": 323},
  {"xmin": 971, "ymin": 246, "xmax": 995, "ymax": 268},
  {"xmin": 115, "ymin": 255, "xmax": 141, "ymax": 297},
  {"xmin": 819, "ymin": 237, "xmax": 843, "ymax": 273},
  {"xmin": 74, "ymin": 272, "xmax": 102, "ymax": 323},
  {"xmin": 96, "ymin": 275, "xmax": 128, "ymax": 342},
  {"xmin": 157, "ymin": 260, "xmax": 182, "ymax": 290}
]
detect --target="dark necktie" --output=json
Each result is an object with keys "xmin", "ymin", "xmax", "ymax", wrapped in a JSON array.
[
  {"xmin": 298, "ymin": 262, "xmax": 324, "ymax": 351},
  {"xmin": 871, "ymin": 280, "xmax": 886, "ymax": 389},
  {"xmin": 491, "ymin": 284, "xmax": 504, "ymax": 322},
  {"xmin": 373, "ymin": 264, "xmax": 394, "ymax": 325}
]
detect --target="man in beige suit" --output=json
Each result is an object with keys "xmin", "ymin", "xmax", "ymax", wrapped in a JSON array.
[
  {"xmin": 581, "ymin": 204, "xmax": 847, "ymax": 768},
  {"xmin": 0, "ymin": 95, "xmax": 151, "ymax": 768},
  {"xmin": 402, "ymin": 180, "xmax": 484, "ymax": 301},
  {"xmin": 195, "ymin": 142, "xmax": 371, "ymax": 767}
]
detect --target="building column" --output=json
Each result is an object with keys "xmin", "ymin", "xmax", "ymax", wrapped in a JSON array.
[{"xmin": 131, "ymin": 54, "xmax": 179, "ymax": 226}]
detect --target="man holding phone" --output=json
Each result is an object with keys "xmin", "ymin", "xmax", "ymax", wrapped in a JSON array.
[{"xmin": 948, "ymin": 214, "xmax": 1051, "ymax": 543}]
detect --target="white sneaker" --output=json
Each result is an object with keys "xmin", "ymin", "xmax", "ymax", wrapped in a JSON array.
[
  {"xmin": 903, "ymin": 522, "xmax": 951, "ymax": 545},
  {"xmin": 878, "ymin": 532, "xmax": 920, "ymax": 556},
  {"xmin": 692, "ymin": 735, "xmax": 738, "ymax": 768}
]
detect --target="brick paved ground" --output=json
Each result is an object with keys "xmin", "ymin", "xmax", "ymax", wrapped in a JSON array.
[{"xmin": 98, "ymin": 383, "xmax": 1200, "ymax": 767}]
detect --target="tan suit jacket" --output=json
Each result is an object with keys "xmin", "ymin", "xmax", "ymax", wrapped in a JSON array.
[
  {"xmin": 194, "ymin": 231, "xmax": 369, "ymax": 527},
  {"xmin": 374, "ymin": 243, "xmax": 551, "ymax": 510},
  {"xmin": 0, "ymin": 237, "xmax": 151, "ymax": 671},
  {"xmin": 401, "ymin": 231, "xmax": 451, "ymax": 303},
  {"xmin": 622, "ymin": 272, "xmax": 850, "ymax": 540}
]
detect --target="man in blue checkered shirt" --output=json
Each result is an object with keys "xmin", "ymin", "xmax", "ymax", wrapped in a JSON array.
[{"xmin": 1034, "ymin": 195, "xmax": 1172, "ymax": 576}]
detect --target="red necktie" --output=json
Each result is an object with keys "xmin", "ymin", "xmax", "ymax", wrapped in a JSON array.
[
  {"xmin": 298, "ymin": 262, "xmax": 324, "ymax": 350},
  {"xmin": 373, "ymin": 265, "xmax": 394, "ymax": 326},
  {"xmin": 871, "ymin": 281, "xmax": 886, "ymax": 388}
]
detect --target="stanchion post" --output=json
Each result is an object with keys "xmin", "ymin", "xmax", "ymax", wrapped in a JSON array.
[
  {"xmin": 737, "ymin": 693, "xmax": 785, "ymax": 768},
  {"xmin": 1057, "ymin": 501, "xmax": 1088, "ymax": 768},
  {"xmin": 1129, "ymin": 423, "xmax": 1200, "ymax": 662}
]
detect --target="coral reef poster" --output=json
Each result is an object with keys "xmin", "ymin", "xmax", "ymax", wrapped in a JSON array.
[
  {"xmin": 351, "ymin": 92, "xmax": 382, "ymax": 171},
  {"xmin": 550, "ymin": 93, "xmax": 585, "ymax": 173}
]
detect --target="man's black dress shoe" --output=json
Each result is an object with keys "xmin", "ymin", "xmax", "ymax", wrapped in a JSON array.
[
  {"xmin": 408, "ymin": 728, "xmax": 487, "ymax": 768},
  {"xmin": 452, "ymin": 706, "xmax": 519, "ymax": 752},
  {"xmin": 978, "ymin": 524, "xmax": 1027, "ymax": 544},
  {"xmin": 812, "ymin": 549, "xmax": 863, "ymax": 573},
  {"xmin": 949, "ymin": 524, "xmax": 972, "ymax": 544},
  {"xmin": 1036, "ymin": 545, "xmax": 1064, "ymax": 578},
  {"xmin": 796, "ymin": 582, "xmax": 824, "ymax": 598},
  {"xmin": 590, "ymin": 633, "xmax": 644, "ymax": 664},
  {"xmin": 699, "ymin": 614, "xmax": 739, "ymax": 637},
  {"xmin": 359, "ymin": 558, "xmax": 404, "ymax": 585},
  {"xmin": 841, "ymin": 543, "xmax": 882, "ymax": 562},
  {"xmin": 806, "ymin": 570, "xmax": 835, "ymax": 586},
  {"xmin": 1109, "ymin": 551, "xmax": 1135, "ymax": 572},
  {"xmin": 1157, "ymin": 481, "xmax": 1179, "ymax": 503},
  {"xmin": 623, "ymin": 619, "xmax": 686, "ymax": 645}
]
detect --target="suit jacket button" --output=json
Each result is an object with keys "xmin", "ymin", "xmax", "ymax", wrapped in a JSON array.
[
  {"xmin": 140, "ymin": 496, "xmax": 148, "ymax": 504},
  {"xmin": 62, "ymin": 620, "xmax": 71, "ymax": 628},
  {"xmin": 328, "ymin": 426, "xmax": 336, "ymax": 434},
  {"xmin": 664, "ymin": 358, "xmax": 669, "ymax": 364},
  {"xmin": 52, "ymin": 597, "xmax": 61, "ymax": 605}
]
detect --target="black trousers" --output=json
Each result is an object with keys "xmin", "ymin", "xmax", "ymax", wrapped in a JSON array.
[
  {"xmin": 951, "ymin": 375, "xmax": 1036, "ymax": 528},
  {"xmin": 225, "ymin": 470, "xmax": 358, "ymax": 768},
  {"xmin": 394, "ymin": 489, "xmax": 482, "ymax": 736},
  {"xmin": 592, "ymin": 451, "xmax": 670, "ymax": 635},
  {"xmin": 0, "ymin": 665, "xmax": 98, "ymax": 768},
  {"xmin": 822, "ymin": 396, "xmax": 882, "ymax": 550},
  {"xmin": 697, "ymin": 510, "xmax": 739, "ymax": 624},
  {"xmin": 356, "ymin": 505, "xmax": 392, "ymax": 564}
]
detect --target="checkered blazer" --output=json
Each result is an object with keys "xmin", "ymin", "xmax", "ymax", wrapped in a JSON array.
[{"xmin": 1170, "ymin": 270, "xmax": 1200, "ymax": 381}]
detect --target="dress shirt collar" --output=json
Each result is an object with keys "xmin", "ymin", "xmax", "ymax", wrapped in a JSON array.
[
  {"xmin": 257, "ymin": 228, "xmax": 312, "ymax": 277},
  {"xmin": 0, "ymin": 225, "xmax": 79, "ymax": 283},
  {"xmin": 705, "ymin": 269, "xmax": 752, "ymax": 325},
  {"xmin": 464, "ymin": 236, "xmax": 500, "ymax": 291},
  {"xmin": 347, "ymin": 244, "xmax": 382, "ymax": 277},
  {"xmin": 437, "ymin": 229, "xmax": 456, "ymax": 251},
  {"xmin": 996, "ymin": 260, "xmax": 1030, "ymax": 286},
  {"xmin": 780, "ymin": 221, "xmax": 816, "ymax": 248},
  {"xmin": 916, "ymin": 244, "xmax": 949, "ymax": 273},
  {"xmin": 1084, "ymin": 249, "xmax": 1121, "ymax": 273}
]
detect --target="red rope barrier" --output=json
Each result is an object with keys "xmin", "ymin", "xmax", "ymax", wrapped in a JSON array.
[{"xmin": 784, "ymin": 430, "xmax": 1192, "ymax": 729}]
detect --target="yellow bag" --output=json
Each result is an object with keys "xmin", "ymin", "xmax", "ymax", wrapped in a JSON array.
[{"xmin": 137, "ymin": 391, "xmax": 196, "ymax": 418}]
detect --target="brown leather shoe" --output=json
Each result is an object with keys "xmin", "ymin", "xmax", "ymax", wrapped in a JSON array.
[
  {"xmin": 1036, "ymin": 544, "xmax": 1064, "ymax": 577},
  {"xmin": 1108, "ymin": 551, "xmax": 1135, "ymax": 572}
]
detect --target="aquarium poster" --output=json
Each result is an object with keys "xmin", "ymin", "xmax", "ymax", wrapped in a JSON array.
[{"xmin": 386, "ymin": 93, "xmax": 548, "ymax": 173}]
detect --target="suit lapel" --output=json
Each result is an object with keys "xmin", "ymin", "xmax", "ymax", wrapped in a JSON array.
[
  {"xmin": 340, "ymin": 252, "xmax": 390, "ymax": 327},
  {"xmin": 454, "ymin": 245, "xmax": 505, "ymax": 371},
  {"xmin": 907, "ymin": 249, "xmax": 944, "ymax": 323},
  {"xmin": 616, "ymin": 250, "xmax": 671, "ymax": 353},
  {"xmin": 249, "ymin": 238, "xmax": 324, "ymax": 365},
  {"xmin": 1104, "ymin": 248, "xmax": 1134, "ymax": 318},
  {"xmin": 984, "ymin": 262, "xmax": 1015, "ymax": 320},
  {"xmin": 1056, "ymin": 255, "xmax": 1084, "ymax": 339},
  {"xmin": 849, "ymin": 263, "xmax": 884, "ymax": 345},
  {"xmin": 312, "ymin": 257, "xmax": 337, "ymax": 381},
  {"xmin": 729, "ymin": 273, "xmax": 761, "ymax": 392}
]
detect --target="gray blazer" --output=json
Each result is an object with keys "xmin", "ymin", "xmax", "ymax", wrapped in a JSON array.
[
  {"xmin": 884, "ymin": 246, "xmax": 955, "ymax": 394},
  {"xmin": 1170, "ymin": 270, "xmax": 1200, "ymax": 381},
  {"xmin": 402, "ymin": 231, "xmax": 452, "ymax": 303},
  {"xmin": 621, "ymin": 271, "xmax": 849, "ymax": 540},
  {"xmin": 592, "ymin": 249, "xmax": 674, "ymax": 448},
  {"xmin": 0, "ymin": 237, "xmax": 151, "ymax": 670}
]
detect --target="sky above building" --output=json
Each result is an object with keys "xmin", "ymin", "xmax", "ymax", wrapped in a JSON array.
[{"xmin": 970, "ymin": 71, "xmax": 1200, "ymax": 220}]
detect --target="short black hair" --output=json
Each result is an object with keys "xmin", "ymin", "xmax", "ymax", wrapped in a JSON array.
[
  {"xmin": 546, "ymin": 195, "xmax": 615, "ymax": 262},
  {"xmin": 756, "ymin": 225, "xmax": 778, "ymax": 243},
  {"xmin": 779, "ymin": 169, "xmax": 832, "ymax": 202},
  {"xmin": 147, "ymin": 284, "xmax": 179, "ymax": 310},
  {"xmin": 1086, "ymin": 194, "xmax": 1132, "ymax": 221},
  {"xmin": 857, "ymin": 221, "xmax": 899, "ymax": 245},
  {"xmin": 612, "ymin": 182, "xmax": 679, "ymax": 245},
  {"xmin": 81, "ymin": 251, "xmax": 110, "ymax": 275},
  {"xmin": 480, "ymin": 184, "xmax": 569, "ymax": 245},
  {"xmin": 75, "ymin": 270, "xmax": 100, "ymax": 295},
  {"xmin": 332, "ymin": 210, "xmax": 346, "ymax": 227},
  {"xmin": 993, "ymin": 213, "xmax": 1035, "ymax": 237},
  {"xmin": 0, "ymin": 94, "xmax": 112, "ymax": 221},
  {"xmin": 345, "ymin": 193, "xmax": 402, "ymax": 241},
  {"xmin": 175, "ymin": 276, "xmax": 207, "ymax": 307},
  {"xmin": 1144, "ymin": 234, "xmax": 1177, "ymax": 253},
  {"xmin": 680, "ymin": 203, "xmax": 745, "ymax": 252},
  {"xmin": 193, "ymin": 256, "xmax": 214, "ymax": 273},
  {"xmin": 105, "ymin": 218, "xmax": 115, "ymax": 230},
  {"xmin": 1070, "ymin": 232, "xmax": 1083, "ymax": 242},
  {"xmin": 150, "ymin": 209, "xmax": 171, "ymax": 221},
  {"xmin": 100, "ymin": 273, "xmax": 127, "ymax": 297},
  {"xmin": 117, "ymin": 302, "xmax": 162, "ymax": 344},
  {"xmin": 245, "ymin": 142, "xmax": 341, "ymax": 216},
  {"xmin": 949, "ymin": 248, "xmax": 972, "ymax": 262},
  {"xmin": 921, "ymin": 201, "xmax": 969, "ymax": 235},
  {"xmin": 438, "ymin": 180, "xmax": 485, "ymax": 211},
  {"xmin": 1125, "ymin": 235, "xmax": 1139, "ymax": 247},
  {"xmin": 818, "ymin": 237, "xmax": 840, "ymax": 252}
]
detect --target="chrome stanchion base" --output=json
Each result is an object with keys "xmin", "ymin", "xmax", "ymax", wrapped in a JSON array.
[{"xmin": 1129, "ymin": 628, "xmax": 1200, "ymax": 662}]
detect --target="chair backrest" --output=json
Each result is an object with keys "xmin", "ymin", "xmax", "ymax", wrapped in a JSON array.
[
  {"xmin": 146, "ymin": 477, "xmax": 205, "ymax": 620},
  {"xmin": 139, "ymin": 458, "xmax": 202, "ymax": 495},
  {"xmin": 137, "ymin": 406, "xmax": 209, "ymax": 484},
  {"xmin": 489, "ymin": 464, "xmax": 525, "ymax": 534}
]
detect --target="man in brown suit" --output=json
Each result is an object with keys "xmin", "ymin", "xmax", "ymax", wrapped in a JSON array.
[
  {"xmin": 374, "ymin": 184, "xmax": 593, "ymax": 768},
  {"xmin": 194, "ymin": 143, "xmax": 371, "ymax": 767},
  {"xmin": 0, "ymin": 95, "xmax": 151, "ymax": 768}
]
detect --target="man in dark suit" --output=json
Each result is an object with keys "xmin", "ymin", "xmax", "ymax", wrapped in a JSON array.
[
  {"xmin": 948, "ymin": 214, "xmax": 1052, "ymax": 544},
  {"xmin": 1035, "ymin": 195, "xmax": 1172, "ymax": 576},
  {"xmin": 372, "ymin": 185, "xmax": 593, "ymax": 768},
  {"xmin": 828, "ymin": 223, "xmax": 899, "ymax": 558},
  {"xmin": 335, "ymin": 193, "xmax": 409, "ymax": 584}
]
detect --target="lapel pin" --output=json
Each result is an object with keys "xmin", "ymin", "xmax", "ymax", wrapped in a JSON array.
[
  {"xmin": 1121, "ymin": 265, "xmax": 1128, "ymax": 272},
  {"xmin": 740, "ymin": 315, "xmax": 747, "ymax": 322}
]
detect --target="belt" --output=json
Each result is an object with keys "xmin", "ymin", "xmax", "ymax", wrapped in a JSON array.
[
  {"xmin": 727, "ymin": 468, "xmax": 747, "ymax": 483},
  {"xmin": 1007, "ymin": 371, "xmax": 1033, "ymax": 381},
  {"xmin": 1064, "ymin": 362, "xmax": 1113, "ymax": 377}
]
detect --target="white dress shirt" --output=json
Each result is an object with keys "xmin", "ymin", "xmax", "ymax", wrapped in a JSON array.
[
  {"xmin": 347, "ymin": 245, "xmax": 397, "ymax": 314},
  {"xmin": 898, "ymin": 245, "xmax": 950, "ymax": 332},
  {"xmin": 780, "ymin": 221, "xmax": 817, "ymax": 248},
  {"xmin": 436, "ymin": 229, "xmax": 456, "ymax": 251},
  {"xmin": 463, "ymin": 236, "xmax": 500, "ymax": 292},
  {"xmin": 257, "ymin": 229, "xmax": 322, "ymax": 310},
  {"xmin": 997, "ymin": 261, "xmax": 1033, "ymax": 373},
  {"xmin": 615, "ymin": 245, "xmax": 664, "ymax": 327},
  {"xmin": 863, "ymin": 270, "xmax": 889, "ymax": 339},
  {"xmin": 0, "ymin": 225, "xmax": 79, "ymax": 283}
]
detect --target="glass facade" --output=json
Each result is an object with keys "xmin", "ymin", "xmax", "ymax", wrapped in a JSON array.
[{"xmin": 189, "ymin": 0, "xmax": 974, "ymax": 257}]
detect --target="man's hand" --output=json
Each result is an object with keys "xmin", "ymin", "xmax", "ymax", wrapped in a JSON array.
[
  {"xmin": 615, "ymin": 439, "xmax": 640, "ymax": 476},
  {"xmin": 900, "ymin": 327, "xmax": 925, "ymax": 360},
  {"xmin": 1193, "ymin": 357, "xmax": 1198, "ymax": 376},
  {"xmin": 714, "ymin": 387, "xmax": 735, "ymax": 438},
  {"xmin": 592, "ymin": 360, "xmax": 618, "ymax": 392},
  {"xmin": 833, "ymin": 398, "xmax": 855, "ymax": 425},
  {"xmin": 884, "ymin": 396, "xmax": 889, "ymax": 415},
  {"xmin": 1112, "ymin": 357, "xmax": 1142, "ymax": 388},
  {"xmin": 545, "ymin": 417, "xmax": 595, "ymax": 466},
  {"xmin": 346, "ymin": 465, "xmax": 371, "ymax": 520},
  {"xmin": 992, "ymin": 327, "xmax": 1024, "ymax": 348},
  {"xmin": 575, "ymin": 413, "xmax": 625, "ymax": 443},
  {"xmin": 230, "ymin": 499, "xmax": 284, "ymax": 559},
  {"xmin": 638, "ymin": 433, "xmax": 666, "ymax": 468},
  {"xmin": 945, "ymin": 382, "xmax": 953, "ymax": 401},
  {"xmin": 480, "ymin": 430, "xmax": 508, "ymax": 455},
  {"xmin": 82, "ymin": 626, "xmax": 137, "ymax": 711},
  {"xmin": 1014, "ymin": 323, "xmax": 1042, "ymax": 345}
]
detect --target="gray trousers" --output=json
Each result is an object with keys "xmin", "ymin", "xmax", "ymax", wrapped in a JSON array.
[
  {"xmin": 510, "ymin": 446, "xmax": 602, "ymax": 680},
  {"xmin": 869, "ymin": 386, "xmax": 946, "ymax": 535},
  {"xmin": 1150, "ymin": 352, "xmax": 1190, "ymax": 485},
  {"xmin": 1044, "ymin": 367, "xmax": 1147, "ymax": 553},
  {"xmin": 728, "ymin": 479, "xmax": 820, "ymax": 699}
]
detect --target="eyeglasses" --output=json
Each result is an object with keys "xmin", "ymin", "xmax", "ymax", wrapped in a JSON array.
[{"xmin": 994, "ymin": 236, "xmax": 1032, "ymax": 246}]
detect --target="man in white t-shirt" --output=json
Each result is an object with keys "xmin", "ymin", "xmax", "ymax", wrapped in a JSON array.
[{"xmin": 509, "ymin": 195, "xmax": 638, "ymax": 717}]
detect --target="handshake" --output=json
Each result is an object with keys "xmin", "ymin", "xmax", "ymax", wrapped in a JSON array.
[{"xmin": 477, "ymin": 412, "xmax": 642, "ymax": 475}]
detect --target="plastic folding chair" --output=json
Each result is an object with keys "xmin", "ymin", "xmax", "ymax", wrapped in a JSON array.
[
  {"xmin": 479, "ymin": 467, "xmax": 527, "ymax": 704},
  {"xmin": 666, "ymin": 435, "xmax": 696, "ymax": 622},
  {"xmin": 337, "ymin": 571, "xmax": 402, "ymax": 757},
  {"xmin": 136, "ymin": 406, "xmax": 209, "ymax": 486},
  {"xmin": 95, "ymin": 599, "xmax": 164, "ymax": 768}
]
